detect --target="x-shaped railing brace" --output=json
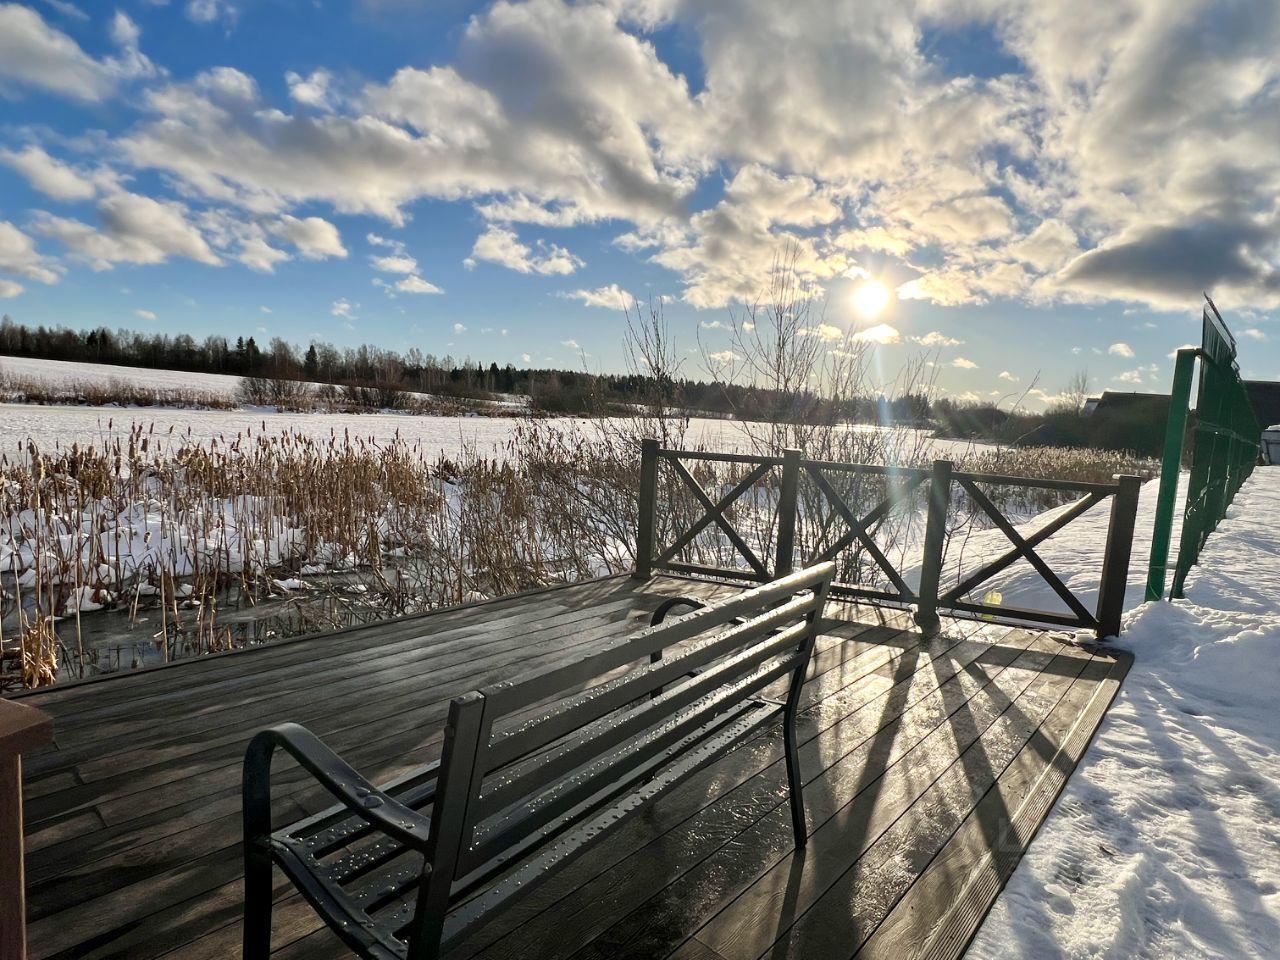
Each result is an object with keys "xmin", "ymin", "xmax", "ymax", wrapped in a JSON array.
[
  {"xmin": 804, "ymin": 466, "xmax": 922, "ymax": 600},
  {"xmin": 941, "ymin": 478, "xmax": 1102, "ymax": 626},
  {"xmin": 655, "ymin": 458, "xmax": 773, "ymax": 577}
]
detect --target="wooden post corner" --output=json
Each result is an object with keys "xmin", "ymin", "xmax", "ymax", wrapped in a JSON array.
[{"xmin": 1, "ymin": 698, "xmax": 54, "ymax": 960}]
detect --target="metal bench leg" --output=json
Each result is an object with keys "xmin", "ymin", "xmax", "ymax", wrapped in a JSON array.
[
  {"xmin": 782, "ymin": 693, "xmax": 806, "ymax": 848},
  {"xmin": 243, "ymin": 734, "xmax": 275, "ymax": 960},
  {"xmin": 242, "ymin": 841, "xmax": 274, "ymax": 960}
]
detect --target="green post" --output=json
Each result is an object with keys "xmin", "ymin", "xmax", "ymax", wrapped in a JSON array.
[{"xmin": 1145, "ymin": 348, "xmax": 1198, "ymax": 601}]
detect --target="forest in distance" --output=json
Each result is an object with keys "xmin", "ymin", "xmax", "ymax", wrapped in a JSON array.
[{"xmin": 0, "ymin": 312, "xmax": 1170, "ymax": 455}]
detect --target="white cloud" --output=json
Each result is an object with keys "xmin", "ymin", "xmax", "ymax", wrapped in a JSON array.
[
  {"xmin": 395, "ymin": 275, "xmax": 443, "ymax": 295},
  {"xmin": 796, "ymin": 323, "xmax": 845, "ymax": 342},
  {"xmin": 236, "ymin": 236, "xmax": 289, "ymax": 273},
  {"xmin": 1006, "ymin": 220, "xmax": 1079, "ymax": 272},
  {"xmin": 708, "ymin": 349, "xmax": 740, "ymax": 365},
  {"xmin": 952, "ymin": 357, "xmax": 979, "ymax": 370},
  {"xmin": 453, "ymin": 322, "xmax": 467, "ymax": 334},
  {"xmin": 33, "ymin": 192, "xmax": 221, "ymax": 270},
  {"xmin": 331, "ymin": 298, "xmax": 356, "ymax": 319},
  {"xmin": 1108, "ymin": 342, "xmax": 1135, "ymax": 358},
  {"xmin": 0, "ymin": 3, "xmax": 115, "ymax": 100},
  {"xmin": 270, "ymin": 215, "xmax": 347, "ymax": 259},
  {"xmin": 134, "ymin": 308, "xmax": 156, "ymax": 321},
  {"xmin": 0, "ymin": 221, "xmax": 61, "ymax": 284},
  {"xmin": 186, "ymin": 0, "xmax": 236, "ymax": 27},
  {"xmin": 521, "ymin": 352, "xmax": 531, "ymax": 363},
  {"xmin": 286, "ymin": 69, "xmax": 334, "ymax": 110},
  {"xmin": 465, "ymin": 225, "xmax": 581, "ymax": 276},
  {"xmin": 910, "ymin": 330, "xmax": 963, "ymax": 347},
  {"xmin": 12, "ymin": 0, "xmax": 1280, "ymax": 320},
  {"xmin": 561, "ymin": 284, "xmax": 634, "ymax": 309},
  {"xmin": 998, "ymin": 370, "xmax": 1019, "ymax": 382},
  {"xmin": 40, "ymin": 1, "xmax": 88, "ymax": 21},
  {"xmin": 0, "ymin": 145, "xmax": 98, "ymax": 201},
  {"xmin": 853, "ymin": 322, "xmax": 900, "ymax": 344},
  {"xmin": 259, "ymin": 305, "xmax": 271, "ymax": 314},
  {"xmin": 561, "ymin": 339, "xmax": 581, "ymax": 350},
  {"xmin": 1241, "ymin": 328, "xmax": 1268, "ymax": 341},
  {"xmin": 0, "ymin": 280, "xmax": 24, "ymax": 298},
  {"xmin": 371, "ymin": 255, "xmax": 417, "ymax": 274}
]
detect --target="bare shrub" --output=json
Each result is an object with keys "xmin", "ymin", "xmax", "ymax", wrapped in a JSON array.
[
  {"xmin": 238, "ymin": 376, "xmax": 313, "ymax": 410},
  {"xmin": 0, "ymin": 366, "xmax": 232, "ymax": 409}
]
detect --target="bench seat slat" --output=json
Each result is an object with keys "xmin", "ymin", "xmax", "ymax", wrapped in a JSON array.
[
  {"xmin": 483, "ymin": 594, "xmax": 815, "ymax": 771},
  {"xmin": 463, "ymin": 653, "xmax": 800, "ymax": 873},
  {"xmin": 289, "ymin": 763, "xmax": 440, "ymax": 862},
  {"xmin": 481, "ymin": 567, "xmax": 827, "ymax": 716},
  {"xmin": 472, "ymin": 621, "xmax": 809, "ymax": 823},
  {"xmin": 435, "ymin": 698, "xmax": 785, "ymax": 950}
]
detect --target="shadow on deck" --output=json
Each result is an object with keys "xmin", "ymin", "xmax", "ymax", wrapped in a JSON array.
[{"xmin": 14, "ymin": 574, "xmax": 1130, "ymax": 960}]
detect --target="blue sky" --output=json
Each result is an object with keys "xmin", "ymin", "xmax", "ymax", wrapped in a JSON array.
[{"xmin": 2, "ymin": 0, "xmax": 1279, "ymax": 403}]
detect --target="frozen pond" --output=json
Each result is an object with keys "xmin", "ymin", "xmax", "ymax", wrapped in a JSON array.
[{"xmin": 0, "ymin": 402, "xmax": 989, "ymax": 461}]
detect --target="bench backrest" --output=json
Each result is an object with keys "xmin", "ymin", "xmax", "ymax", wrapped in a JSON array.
[{"xmin": 424, "ymin": 563, "xmax": 834, "ymax": 896}]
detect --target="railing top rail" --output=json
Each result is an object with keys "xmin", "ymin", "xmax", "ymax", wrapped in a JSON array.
[
  {"xmin": 656, "ymin": 444, "xmax": 1134, "ymax": 494},
  {"xmin": 798, "ymin": 459, "xmax": 931, "ymax": 478},
  {"xmin": 950, "ymin": 470, "xmax": 1128, "ymax": 495},
  {"xmin": 657, "ymin": 448, "xmax": 784, "ymax": 466}
]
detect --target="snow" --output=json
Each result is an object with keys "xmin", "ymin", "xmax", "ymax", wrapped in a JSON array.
[
  {"xmin": 0, "ymin": 354, "xmax": 244, "ymax": 398},
  {"xmin": 0, "ymin": 400, "xmax": 987, "ymax": 463},
  {"xmin": 970, "ymin": 466, "xmax": 1280, "ymax": 959}
]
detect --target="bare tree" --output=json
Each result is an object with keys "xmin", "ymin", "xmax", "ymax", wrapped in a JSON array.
[{"xmin": 1062, "ymin": 368, "xmax": 1091, "ymax": 415}]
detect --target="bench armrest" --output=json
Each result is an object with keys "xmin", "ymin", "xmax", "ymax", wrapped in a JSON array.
[
  {"xmin": 243, "ymin": 722, "xmax": 434, "ymax": 852},
  {"xmin": 649, "ymin": 595, "xmax": 709, "ymax": 627}
]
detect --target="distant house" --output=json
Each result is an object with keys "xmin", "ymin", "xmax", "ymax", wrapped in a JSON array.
[
  {"xmin": 1082, "ymin": 391, "xmax": 1172, "ymax": 456},
  {"xmin": 1085, "ymin": 391, "xmax": 1172, "ymax": 421},
  {"xmin": 1245, "ymin": 380, "xmax": 1280, "ymax": 429}
]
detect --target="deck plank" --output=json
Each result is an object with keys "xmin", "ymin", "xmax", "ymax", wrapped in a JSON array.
[
  {"xmin": 14, "ymin": 576, "xmax": 1130, "ymax": 960},
  {"xmin": 852, "ymin": 649, "xmax": 1132, "ymax": 960}
]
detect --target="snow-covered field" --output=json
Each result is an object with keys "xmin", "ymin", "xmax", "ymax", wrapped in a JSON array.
[
  {"xmin": 971, "ymin": 467, "xmax": 1280, "ymax": 959},
  {"xmin": 0, "ymin": 401, "xmax": 803, "ymax": 460},
  {"xmin": 0, "ymin": 354, "xmax": 245, "ymax": 398}
]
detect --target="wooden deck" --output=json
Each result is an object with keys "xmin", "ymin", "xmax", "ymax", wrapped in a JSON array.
[{"xmin": 14, "ymin": 574, "xmax": 1131, "ymax": 960}]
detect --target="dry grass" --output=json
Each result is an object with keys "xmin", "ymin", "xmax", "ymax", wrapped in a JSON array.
[
  {"xmin": 0, "ymin": 414, "xmax": 1157, "ymax": 690},
  {"xmin": 0, "ymin": 369, "xmax": 234, "ymax": 410},
  {"xmin": 0, "ymin": 420, "xmax": 642, "ymax": 688}
]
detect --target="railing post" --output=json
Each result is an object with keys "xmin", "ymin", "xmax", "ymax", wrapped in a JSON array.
[
  {"xmin": 634, "ymin": 437, "xmax": 659, "ymax": 579},
  {"xmin": 1145, "ymin": 347, "xmax": 1197, "ymax": 601},
  {"xmin": 1, "ymin": 699, "xmax": 53, "ymax": 960},
  {"xmin": 914, "ymin": 459, "xmax": 952, "ymax": 636},
  {"xmin": 1097, "ymin": 474, "xmax": 1142, "ymax": 639},
  {"xmin": 773, "ymin": 449, "xmax": 801, "ymax": 579}
]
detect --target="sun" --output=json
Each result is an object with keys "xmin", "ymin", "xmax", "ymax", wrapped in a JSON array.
[{"xmin": 852, "ymin": 279, "xmax": 892, "ymax": 319}]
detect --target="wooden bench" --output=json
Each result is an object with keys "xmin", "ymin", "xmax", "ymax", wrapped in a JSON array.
[{"xmin": 242, "ymin": 563, "xmax": 834, "ymax": 960}]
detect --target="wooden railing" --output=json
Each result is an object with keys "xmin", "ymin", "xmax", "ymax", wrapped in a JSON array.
[{"xmin": 635, "ymin": 439, "xmax": 1143, "ymax": 639}]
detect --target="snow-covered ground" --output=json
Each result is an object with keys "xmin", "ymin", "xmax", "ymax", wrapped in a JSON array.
[
  {"xmin": 0, "ymin": 402, "xmax": 802, "ymax": 460},
  {"xmin": 0, "ymin": 354, "xmax": 246, "ymax": 398},
  {"xmin": 970, "ymin": 467, "xmax": 1280, "ymax": 959}
]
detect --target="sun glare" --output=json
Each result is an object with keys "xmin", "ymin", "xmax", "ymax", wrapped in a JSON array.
[{"xmin": 852, "ymin": 280, "xmax": 892, "ymax": 319}]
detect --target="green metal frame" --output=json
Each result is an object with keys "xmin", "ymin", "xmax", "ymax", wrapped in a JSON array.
[{"xmin": 1145, "ymin": 298, "xmax": 1261, "ymax": 601}]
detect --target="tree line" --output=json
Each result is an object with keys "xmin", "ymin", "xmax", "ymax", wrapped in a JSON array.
[
  {"xmin": 0, "ymin": 314, "xmax": 935, "ymax": 422},
  {"xmin": 0, "ymin": 314, "xmax": 1169, "ymax": 454}
]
